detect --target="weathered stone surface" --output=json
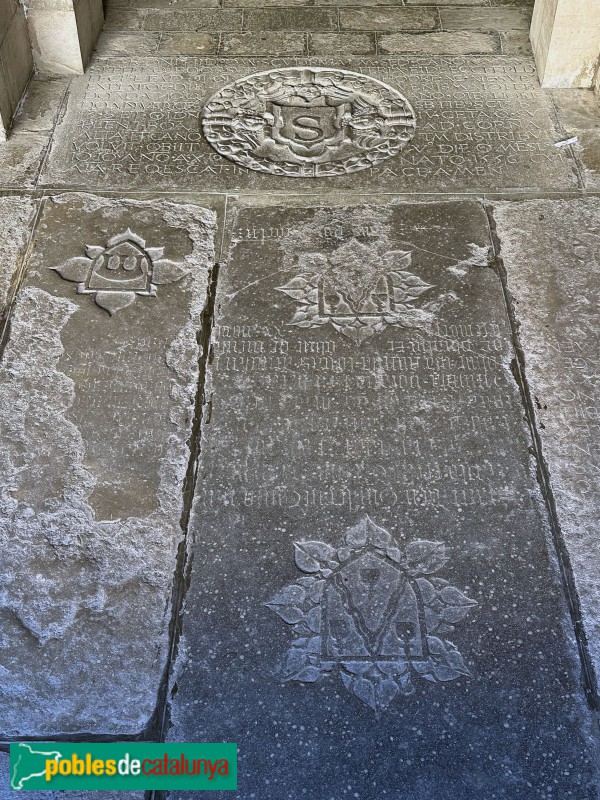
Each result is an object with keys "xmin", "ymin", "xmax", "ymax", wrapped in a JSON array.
[
  {"xmin": 107, "ymin": 0, "xmax": 219, "ymax": 7},
  {"xmin": 440, "ymin": 7, "xmax": 532, "ymax": 30},
  {"xmin": 494, "ymin": 198, "xmax": 600, "ymax": 685},
  {"xmin": 11, "ymin": 77, "xmax": 71, "ymax": 135},
  {"xmin": 221, "ymin": 32, "xmax": 306, "ymax": 56},
  {"xmin": 168, "ymin": 200, "xmax": 598, "ymax": 799},
  {"xmin": 551, "ymin": 89, "xmax": 600, "ymax": 190},
  {"xmin": 143, "ymin": 9, "xmax": 242, "ymax": 31},
  {"xmin": 0, "ymin": 76, "xmax": 70, "ymax": 189},
  {"xmin": 379, "ymin": 30, "xmax": 500, "ymax": 55},
  {"xmin": 309, "ymin": 33, "xmax": 375, "ymax": 55},
  {"xmin": 0, "ymin": 197, "xmax": 37, "ymax": 315},
  {"xmin": 95, "ymin": 31, "xmax": 161, "ymax": 56},
  {"xmin": 0, "ymin": 751, "xmax": 144, "ymax": 800},
  {"xmin": 243, "ymin": 8, "xmax": 337, "ymax": 30},
  {"xmin": 159, "ymin": 33, "xmax": 219, "ymax": 56},
  {"xmin": 0, "ymin": 193, "xmax": 216, "ymax": 737},
  {"xmin": 340, "ymin": 7, "xmax": 438, "ymax": 31},
  {"xmin": 0, "ymin": 134, "xmax": 50, "ymax": 189},
  {"xmin": 41, "ymin": 56, "xmax": 576, "ymax": 192},
  {"xmin": 103, "ymin": 7, "xmax": 144, "ymax": 30},
  {"xmin": 500, "ymin": 29, "xmax": 533, "ymax": 55}
]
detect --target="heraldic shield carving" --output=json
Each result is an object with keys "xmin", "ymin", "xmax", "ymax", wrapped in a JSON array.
[
  {"xmin": 267, "ymin": 517, "xmax": 478, "ymax": 713},
  {"xmin": 202, "ymin": 68, "xmax": 416, "ymax": 177},
  {"xmin": 51, "ymin": 230, "xmax": 188, "ymax": 316}
]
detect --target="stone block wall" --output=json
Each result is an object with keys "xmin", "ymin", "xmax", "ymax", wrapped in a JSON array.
[{"xmin": 0, "ymin": 0, "xmax": 33, "ymax": 140}]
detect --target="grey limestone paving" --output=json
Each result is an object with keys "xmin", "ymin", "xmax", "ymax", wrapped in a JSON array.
[
  {"xmin": 0, "ymin": 196, "xmax": 37, "ymax": 316},
  {"xmin": 0, "ymin": 193, "xmax": 216, "ymax": 736},
  {"xmin": 40, "ymin": 56, "xmax": 577, "ymax": 192},
  {"xmin": 0, "ymin": 76, "xmax": 70, "ymax": 190},
  {"xmin": 167, "ymin": 200, "xmax": 599, "ymax": 799},
  {"xmin": 494, "ymin": 198, "xmax": 600, "ymax": 687}
]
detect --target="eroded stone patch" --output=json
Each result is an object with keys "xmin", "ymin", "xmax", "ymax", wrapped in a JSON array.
[
  {"xmin": 0, "ymin": 196, "xmax": 37, "ymax": 315},
  {"xmin": 494, "ymin": 198, "xmax": 600, "ymax": 683},
  {"xmin": 0, "ymin": 193, "xmax": 215, "ymax": 736}
]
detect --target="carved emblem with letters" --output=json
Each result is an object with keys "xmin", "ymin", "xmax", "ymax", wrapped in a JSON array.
[
  {"xmin": 202, "ymin": 67, "xmax": 416, "ymax": 177},
  {"xmin": 276, "ymin": 239, "xmax": 450, "ymax": 345},
  {"xmin": 51, "ymin": 230, "xmax": 188, "ymax": 316},
  {"xmin": 267, "ymin": 516, "xmax": 477, "ymax": 713}
]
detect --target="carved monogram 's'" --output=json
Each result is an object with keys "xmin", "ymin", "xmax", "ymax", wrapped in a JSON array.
[
  {"xmin": 267, "ymin": 517, "xmax": 477, "ymax": 713},
  {"xmin": 276, "ymin": 240, "xmax": 444, "ymax": 345},
  {"xmin": 51, "ymin": 230, "xmax": 187, "ymax": 315},
  {"xmin": 202, "ymin": 68, "xmax": 416, "ymax": 177}
]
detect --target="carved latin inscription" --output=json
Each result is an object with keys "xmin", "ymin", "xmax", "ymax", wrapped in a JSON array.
[
  {"xmin": 202, "ymin": 67, "xmax": 416, "ymax": 177},
  {"xmin": 52, "ymin": 230, "xmax": 188, "ymax": 315},
  {"xmin": 267, "ymin": 516, "xmax": 477, "ymax": 713}
]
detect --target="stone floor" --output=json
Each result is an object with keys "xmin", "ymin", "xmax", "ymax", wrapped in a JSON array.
[{"xmin": 1, "ymin": 0, "xmax": 600, "ymax": 798}]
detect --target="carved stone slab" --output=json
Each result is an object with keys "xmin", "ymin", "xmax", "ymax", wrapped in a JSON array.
[
  {"xmin": 0, "ymin": 194, "xmax": 216, "ymax": 736},
  {"xmin": 0, "ymin": 196, "xmax": 37, "ymax": 315},
  {"xmin": 202, "ymin": 67, "xmax": 416, "ymax": 177},
  {"xmin": 41, "ymin": 56, "xmax": 576, "ymax": 191},
  {"xmin": 494, "ymin": 198, "xmax": 600, "ymax": 685},
  {"xmin": 168, "ymin": 201, "xmax": 598, "ymax": 799}
]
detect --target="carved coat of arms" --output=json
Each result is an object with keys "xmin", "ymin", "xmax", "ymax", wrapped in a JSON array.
[
  {"xmin": 276, "ymin": 239, "xmax": 448, "ymax": 345},
  {"xmin": 267, "ymin": 517, "xmax": 477, "ymax": 713},
  {"xmin": 51, "ymin": 230, "xmax": 187, "ymax": 315},
  {"xmin": 202, "ymin": 67, "xmax": 416, "ymax": 177}
]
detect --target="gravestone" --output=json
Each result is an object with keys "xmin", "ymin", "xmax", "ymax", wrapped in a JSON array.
[
  {"xmin": 168, "ymin": 200, "xmax": 599, "ymax": 799},
  {"xmin": 0, "ymin": 193, "xmax": 216, "ymax": 736},
  {"xmin": 494, "ymin": 198, "xmax": 600, "ymax": 684},
  {"xmin": 41, "ymin": 56, "xmax": 576, "ymax": 192}
]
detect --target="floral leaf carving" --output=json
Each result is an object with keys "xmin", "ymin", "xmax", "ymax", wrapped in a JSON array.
[
  {"xmin": 389, "ymin": 270, "xmax": 434, "ymax": 303},
  {"xmin": 294, "ymin": 541, "xmax": 338, "ymax": 574},
  {"xmin": 403, "ymin": 540, "xmax": 447, "ymax": 575},
  {"xmin": 94, "ymin": 291, "xmax": 136, "ymax": 316},
  {"xmin": 53, "ymin": 258, "xmax": 92, "ymax": 283},
  {"xmin": 152, "ymin": 259, "xmax": 188, "ymax": 285},
  {"xmin": 269, "ymin": 518, "xmax": 477, "ymax": 712},
  {"xmin": 266, "ymin": 585, "xmax": 307, "ymax": 607}
]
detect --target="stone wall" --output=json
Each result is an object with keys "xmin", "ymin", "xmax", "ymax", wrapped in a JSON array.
[
  {"xmin": 0, "ymin": 0, "xmax": 33, "ymax": 140},
  {"xmin": 26, "ymin": 0, "xmax": 105, "ymax": 76}
]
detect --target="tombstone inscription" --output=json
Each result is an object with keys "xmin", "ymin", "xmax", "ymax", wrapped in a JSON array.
[
  {"xmin": 0, "ymin": 194, "xmax": 216, "ymax": 736},
  {"xmin": 168, "ymin": 201, "xmax": 599, "ymax": 799},
  {"xmin": 41, "ymin": 56, "xmax": 576, "ymax": 191}
]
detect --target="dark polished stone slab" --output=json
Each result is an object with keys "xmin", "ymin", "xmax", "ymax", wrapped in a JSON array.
[
  {"xmin": 0, "ymin": 193, "xmax": 216, "ymax": 736},
  {"xmin": 41, "ymin": 56, "xmax": 576, "ymax": 192},
  {"xmin": 168, "ymin": 199, "xmax": 598, "ymax": 800},
  {"xmin": 494, "ymin": 198, "xmax": 600, "ymax": 688}
]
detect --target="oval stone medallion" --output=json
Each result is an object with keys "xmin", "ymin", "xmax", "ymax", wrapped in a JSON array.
[{"xmin": 201, "ymin": 67, "xmax": 416, "ymax": 178}]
